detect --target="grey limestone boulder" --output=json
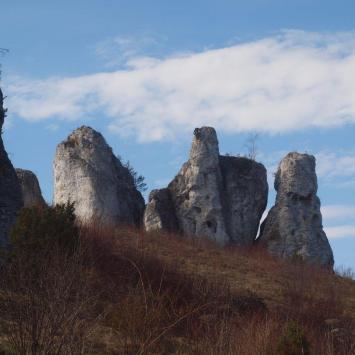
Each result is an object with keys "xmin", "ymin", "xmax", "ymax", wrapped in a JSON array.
[
  {"xmin": 16, "ymin": 169, "xmax": 46, "ymax": 208},
  {"xmin": 219, "ymin": 155, "xmax": 268, "ymax": 246},
  {"xmin": 144, "ymin": 127, "xmax": 268, "ymax": 246},
  {"xmin": 258, "ymin": 152, "xmax": 334, "ymax": 268},
  {"xmin": 54, "ymin": 126, "xmax": 145, "ymax": 227},
  {"xmin": 144, "ymin": 188, "xmax": 179, "ymax": 233}
]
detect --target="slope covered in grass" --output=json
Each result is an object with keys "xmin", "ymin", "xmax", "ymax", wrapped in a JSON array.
[{"xmin": 0, "ymin": 206, "xmax": 354, "ymax": 354}]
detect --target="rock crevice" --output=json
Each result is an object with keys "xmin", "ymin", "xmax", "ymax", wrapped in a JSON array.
[{"xmin": 16, "ymin": 169, "xmax": 46, "ymax": 208}]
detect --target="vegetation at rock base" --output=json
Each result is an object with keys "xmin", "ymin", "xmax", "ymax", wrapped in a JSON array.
[
  {"xmin": 0, "ymin": 205, "xmax": 354, "ymax": 354},
  {"xmin": 8, "ymin": 203, "xmax": 79, "ymax": 258}
]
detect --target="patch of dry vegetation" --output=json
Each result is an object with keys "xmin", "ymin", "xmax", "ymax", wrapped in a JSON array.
[{"xmin": 0, "ymin": 206, "xmax": 354, "ymax": 354}]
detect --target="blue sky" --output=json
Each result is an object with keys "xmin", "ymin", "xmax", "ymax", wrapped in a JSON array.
[{"xmin": 1, "ymin": 0, "xmax": 355, "ymax": 269}]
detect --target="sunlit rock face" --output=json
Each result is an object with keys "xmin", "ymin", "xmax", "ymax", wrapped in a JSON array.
[
  {"xmin": 258, "ymin": 152, "xmax": 334, "ymax": 268},
  {"xmin": 144, "ymin": 127, "xmax": 268, "ymax": 246},
  {"xmin": 54, "ymin": 126, "xmax": 145, "ymax": 227},
  {"xmin": 0, "ymin": 89, "xmax": 23, "ymax": 245},
  {"xmin": 16, "ymin": 169, "xmax": 46, "ymax": 208}
]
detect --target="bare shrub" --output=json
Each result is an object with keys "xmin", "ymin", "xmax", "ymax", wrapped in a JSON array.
[
  {"xmin": 244, "ymin": 132, "xmax": 259, "ymax": 161},
  {"xmin": 335, "ymin": 266, "xmax": 355, "ymax": 281},
  {"xmin": 280, "ymin": 261, "xmax": 342, "ymax": 327},
  {"xmin": 0, "ymin": 205, "xmax": 102, "ymax": 354},
  {"xmin": 81, "ymin": 225, "xmax": 276, "ymax": 354},
  {"xmin": 83, "ymin": 230, "xmax": 231, "ymax": 353},
  {"xmin": 1, "ymin": 218, "xmax": 354, "ymax": 354},
  {"xmin": 276, "ymin": 321, "xmax": 311, "ymax": 355},
  {"xmin": 0, "ymin": 247, "xmax": 100, "ymax": 354}
]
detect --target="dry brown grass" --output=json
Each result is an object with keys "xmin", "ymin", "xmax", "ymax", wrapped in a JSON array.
[{"xmin": 1, "ymin": 221, "xmax": 355, "ymax": 354}]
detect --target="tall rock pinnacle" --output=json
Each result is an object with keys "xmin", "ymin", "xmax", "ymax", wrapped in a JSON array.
[
  {"xmin": 258, "ymin": 152, "xmax": 334, "ymax": 268},
  {"xmin": 144, "ymin": 127, "xmax": 268, "ymax": 246},
  {"xmin": 53, "ymin": 126, "xmax": 145, "ymax": 227},
  {"xmin": 168, "ymin": 127, "xmax": 230, "ymax": 245}
]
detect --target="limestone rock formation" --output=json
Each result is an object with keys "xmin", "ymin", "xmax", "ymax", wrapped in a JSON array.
[
  {"xmin": 144, "ymin": 189, "xmax": 179, "ymax": 233},
  {"xmin": 258, "ymin": 152, "xmax": 334, "ymax": 268},
  {"xmin": 54, "ymin": 126, "xmax": 145, "ymax": 227},
  {"xmin": 0, "ymin": 89, "xmax": 23, "ymax": 245},
  {"xmin": 219, "ymin": 155, "xmax": 269, "ymax": 246},
  {"xmin": 144, "ymin": 127, "xmax": 268, "ymax": 246},
  {"xmin": 16, "ymin": 169, "xmax": 46, "ymax": 208}
]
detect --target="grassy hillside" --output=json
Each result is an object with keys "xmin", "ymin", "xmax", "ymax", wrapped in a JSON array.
[{"xmin": 0, "ymin": 206, "xmax": 354, "ymax": 354}]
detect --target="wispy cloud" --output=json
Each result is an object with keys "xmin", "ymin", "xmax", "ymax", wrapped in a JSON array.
[
  {"xmin": 260, "ymin": 149, "xmax": 355, "ymax": 188},
  {"xmin": 316, "ymin": 151, "xmax": 355, "ymax": 179},
  {"xmin": 321, "ymin": 204, "xmax": 355, "ymax": 220},
  {"xmin": 6, "ymin": 30, "xmax": 355, "ymax": 142},
  {"xmin": 325, "ymin": 225, "xmax": 355, "ymax": 239},
  {"xmin": 95, "ymin": 34, "xmax": 164, "ymax": 68},
  {"xmin": 321, "ymin": 205, "xmax": 355, "ymax": 240}
]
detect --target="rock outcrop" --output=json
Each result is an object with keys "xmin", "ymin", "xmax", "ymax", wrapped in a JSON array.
[
  {"xmin": 144, "ymin": 127, "xmax": 268, "ymax": 246},
  {"xmin": 144, "ymin": 189, "xmax": 180, "ymax": 233},
  {"xmin": 0, "ymin": 89, "xmax": 23, "ymax": 245},
  {"xmin": 54, "ymin": 126, "xmax": 145, "ymax": 227},
  {"xmin": 258, "ymin": 152, "xmax": 334, "ymax": 268},
  {"xmin": 16, "ymin": 169, "xmax": 46, "ymax": 208}
]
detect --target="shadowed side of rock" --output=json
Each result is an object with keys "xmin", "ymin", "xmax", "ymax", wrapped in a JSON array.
[
  {"xmin": 54, "ymin": 126, "xmax": 145, "ymax": 227},
  {"xmin": 144, "ymin": 127, "xmax": 268, "ymax": 246},
  {"xmin": 167, "ymin": 127, "xmax": 230, "ymax": 245},
  {"xmin": 144, "ymin": 189, "xmax": 180, "ymax": 233},
  {"xmin": 16, "ymin": 169, "xmax": 46, "ymax": 208},
  {"xmin": 0, "ymin": 89, "xmax": 23, "ymax": 245},
  {"xmin": 258, "ymin": 152, "xmax": 334, "ymax": 268},
  {"xmin": 219, "ymin": 156, "xmax": 268, "ymax": 246}
]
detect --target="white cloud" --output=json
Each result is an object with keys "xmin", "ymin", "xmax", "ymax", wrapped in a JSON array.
[
  {"xmin": 325, "ymin": 225, "xmax": 355, "ymax": 239},
  {"xmin": 316, "ymin": 151, "xmax": 355, "ymax": 179},
  {"xmin": 45, "ymin": 123, "xmax": 60, "ymax": 132},
  {"xmin": 321, "ymin": 205, "xmax": 355, "ymax": 239},
  {"xmin": 321, "ymin": 204, "xmax": 355, "ymax": 220},
  {"xmin": 95, "ymin": 34, "xmax": 164, "ymax": 68},
  {"xmin": 6, "ymin": 30, "xmax": 355, "ymax": 142}
]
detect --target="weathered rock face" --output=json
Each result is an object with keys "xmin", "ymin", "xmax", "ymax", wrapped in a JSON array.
[
  {"xmin": 258, "ymin": 152, "xmax": 334, "ymax": 268},
  {"xmin": 54, "ymin": 126, "xmax": 145, "ymax": 227},
  {"xmin": 0, "ymin": 89, "xmax": 23, "ymax": 245},
  {"xmin": 144, "ymin": 189, "xmax": 179, "ymax": 233},
  {"xmin": 144, "ymin": 127, "xmax": 268, "ymax": 246},
  {"xmin": 219, "ymin": 155, "xmax": 269, "ymax": 246},
  {"xmin": 15, "ymin": 169, "xmax": 46, "ymax": 208},
  {"xmin": 168, "ymin": 127, "xmax": 230, "ymax": 245}
]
